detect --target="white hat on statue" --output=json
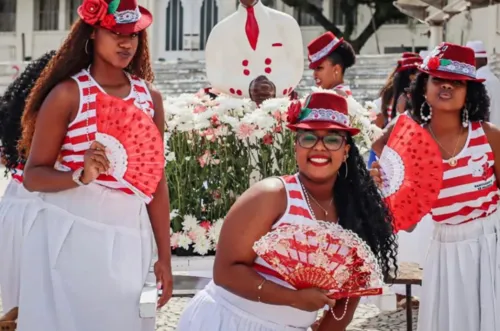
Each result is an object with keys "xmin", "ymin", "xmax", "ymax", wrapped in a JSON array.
[
  {"xmin": 419, "ymin": 50, "xmax": 429, "ymax": 59},
  {"xmin": 465, "ymin": 40, "xmax": 488, "ymax": 59}
]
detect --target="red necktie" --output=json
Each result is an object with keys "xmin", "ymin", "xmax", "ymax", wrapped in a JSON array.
[{"xmin": 245, "ymin": 6, "xmax": 259, "ymax": 50}]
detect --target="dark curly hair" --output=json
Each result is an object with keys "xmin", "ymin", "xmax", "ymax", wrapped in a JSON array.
[
  {"xmin": 19, "ymin": 19, "xmax": 154, "ymax": 157},
  {"xmin": 326, "ymin": 41, "xmax": 356, "ymax": 74},
  {"xmin": 409, "ymin": 72, "xmax": 490, "ymax": 124},
  {"xmin": 0, "ymin": 50, "xmax": 56, "ymax": 176},
  {"xmin": 391, "ymin": 67, "xmax": 418, "ymax": 113},
  {"xmin": 334, "ymin": 135, "xmax": 398, "ymax": 279}
]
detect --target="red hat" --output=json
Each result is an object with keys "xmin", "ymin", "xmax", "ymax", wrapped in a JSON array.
[
  {"xmin": 396, "ymin": 57, "xmax": 423, "ymax": 72},
  {"xmin": 402, "ymin": 52, "xmax": 419, "ymax": 59},
  {"xmin": 78, "ymin": 0, "xmax": 153, "ymax": 34},
  {"xmin": 419, "ymin": 42, "xmax": 485, "ymax": 82},
  {"xmin": 307, "ymin": 32, "xmax": 344, "ymax": 69},
  {"xmin": 286, "ymin": 92, "xmax": 360, "ymax": 135}
]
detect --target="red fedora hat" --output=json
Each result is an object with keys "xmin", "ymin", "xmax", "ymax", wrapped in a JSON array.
[
  {"xmin": 78, "ymin": 0, "xmax": 153, "ymax": 34},
  {"xmin": 307, "ymin": 32, "xmax": 344, "ymax": 69},
  {"xmin": 401, "ymin": 52, "xmax": 418, "ymax": 59},
  {"xmin": 286, "ymin": 92, "xmax": 360, "ymax": 135},
  {"xmin": 396, "ymin": 56, "xmax": 422, "ymax": 72},
  {"xmin": 419, "ymin": 42, "xmax": 485, "ymax": 82}
]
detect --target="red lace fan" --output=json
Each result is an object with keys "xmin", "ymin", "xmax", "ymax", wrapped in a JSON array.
[
  {"xmin": 253, "ymin": 222, "xmax": 383, "ymax": 299},
  {"xmin": 379, "ymin": 114, "xmax": 443, "ymax": 232},
  {"xmin": 95, "ymin": 93, "xmax": 165, "ymax": 203}
]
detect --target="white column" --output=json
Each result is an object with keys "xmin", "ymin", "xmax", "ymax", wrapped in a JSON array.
[
  {"xmin": 16, "ymin": 0, "xmax": 35, "ymax": 61},
  {"xmin": 58, "ymin": 0, "xmax": 66, "ymax": 31},
  {"xmin": 429, "ymin": 24, "xmax": 443, "ymax": 49},
  {"xmin": 139, "ymin": 0, "xmax": 156, "ymax": 60},
  {"xmin": 216, "ymin": 0, "xmax": 236, "ymax": 20},
  {"xmin": 156, "ymin": 0, "xmax": 169, "ymax": 60},
  {"xmin": 180, "ymin": 0, "xmax": 204, "ymax": 56}
]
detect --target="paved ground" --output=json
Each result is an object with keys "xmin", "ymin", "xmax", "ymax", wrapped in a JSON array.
[{"xmin": 0, "ymin": 171, "xmax": 419, "ymax": 330}]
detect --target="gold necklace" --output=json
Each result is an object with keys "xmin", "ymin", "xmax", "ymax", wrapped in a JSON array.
[
  {"xmin": 301, "ymin": 183, "xmax": 333, "ymax": 216},
  {"xmin": 428, "ymin": 125, "xmax": 463, "ymax": 167}
]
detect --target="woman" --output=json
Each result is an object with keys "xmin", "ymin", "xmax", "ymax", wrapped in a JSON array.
[
  {"xmin": 176, "ymin": 91, "xmax": 398, "ymax": 331},
  {"xmin": 372, "ymin": 42, "xmax": 498, "ymax": 331},
  {"xmin": 14, "ymin": 1, "xmax": 172, "ymax": 330},
  {"xmin": 0, "ymin": 50, "xmax": 55, "ymax": 327},
  {"xmin": 307, "ymin": 32, "xmax": 356, "ymax": 96}
]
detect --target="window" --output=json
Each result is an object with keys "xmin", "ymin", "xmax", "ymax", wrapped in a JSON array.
[
  {"xmin": 293, "ymin": 7, "xmax": 318, "ymax": 26},
  {"xmin": 0, "ymin": 0, "xmax": 16, "ymax": 32},
  {"xmin": 387, "ymin": 17, "xmax": 409, "ymax": 24},
  {"xmin": 165, "ymin": 0, "xmax": 184, "ymax": 51},
  {"xmin": 66, "ymin": 0, "xmax": 81, "ymax": 29},
  {"xmin": 200, "ymin": 0, "xmax": 218, "ymax": 50},
  {"xmin": 34, "ymin": 0, "xmax": 60, "ymax": 31}
]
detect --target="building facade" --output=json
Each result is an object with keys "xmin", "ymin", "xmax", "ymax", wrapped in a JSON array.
[{"xmin": 0, "ymin": 0, "xmax": 499, "ymax": 62}]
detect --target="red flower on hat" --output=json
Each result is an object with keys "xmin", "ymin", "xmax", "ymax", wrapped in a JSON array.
[
  {"xmin": 78, "ymin": 0, "xmax": 108, "ymax": 25},
  {"xmin": 286, "ymin": 101, "xmax": 302, "ymax": 124},
  {"xmin": 101, "ymin": 14, "xmax": 117, "ymax": 29},
  {"xmin": 427, "ymin": 57, "xmax": 440, "ymax": 70}
]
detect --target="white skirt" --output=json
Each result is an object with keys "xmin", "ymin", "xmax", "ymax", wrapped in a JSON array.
[
  {"xmin": 16, "ymin": 183, "xmax": 153, "ymax": 331},
  {"xmin": 417, "ymin": 210, "xmax": 500, "ymax": 331},
  {"xmin": 0, "ymin": 180, "xmax": 41, "ymax": 312},
  {"xmin": 177, "ymin": 280, "xmax": 317, "ymax": 331}
]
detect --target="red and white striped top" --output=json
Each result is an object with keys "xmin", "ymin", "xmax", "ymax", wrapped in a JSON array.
[
  {"xmin": 334, "ymin": 84, "xmax": 352, "ymax": 96},
  {"xmin": 11, "ymin": 163, "xmax": 24, "ymax": 183},
  {"xmin": 431, "ymin": 122, "xmax": 500, "ymax": 225},
  {"xmin": 57, "ymin": 69, "xmax": 155, "ymax": 195},
  {"xmin": 253, "ymin": 174, "xmax": 318, "ymax": 286}
]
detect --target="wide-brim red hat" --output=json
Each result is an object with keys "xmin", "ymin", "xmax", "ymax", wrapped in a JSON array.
[
  {"xmin": 419, "ymin": 42, "xmax": 485, "ymax": 82},
  {"xmin": 307, "ymin": 32, "xmax": 344, "ymax": 70},
  {"xmin": 78, "ymin": 0, "xmax": 153, "ymax": 34},
  {"xmin": 286, "ymin": 92, "xmax": 360, "ymax": 135}
]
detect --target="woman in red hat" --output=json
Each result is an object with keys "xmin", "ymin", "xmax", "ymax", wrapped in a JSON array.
[
  {"xmin": 372, "ymin": 42, "xmax": 498, "ymax": 331},
  {"xmin": 12, "ymin": 1, "xmax": 172, "ymax": 330},
  {"xmin": 176, "ymin": 91, "xmax": 398, "ymax": 331},
  {"xmin": 307, "ymin": 32, "xmax": 356, "ymax": 96}
]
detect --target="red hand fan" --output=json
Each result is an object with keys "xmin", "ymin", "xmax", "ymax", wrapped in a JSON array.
[
  {"xmin": 94, "ymin": 93, "xmax": 165, "ymax": 203},
  {"xmin": 253, "ymin": 222, "xmax": 383, "ymax": 300},
  {"xmin": 379, "ymin": 114, "xmax": 443, "ymax": 232}
]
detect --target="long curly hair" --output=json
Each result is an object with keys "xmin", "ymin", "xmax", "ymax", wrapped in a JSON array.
[
  {"xmin": 335, "ymin": 135, "xmax": 398, "ymax": 279},
  {"xmin": 378, "ymin": 68, "xmax": 396, "ymax": 121},
  {"xmin": 0, "ymin": 50, "xmax": 56, "ymax": 175},
  {"xmin": 391, "ymin": 67, "xmax": 417, "ymax": 112},
  {"xmin": 409, "ymin": 72, "xmax": 490, "ymax": 124},
  {"xmin": 18, "ymin": 19, "xmax": 154, "ymax": 157}
]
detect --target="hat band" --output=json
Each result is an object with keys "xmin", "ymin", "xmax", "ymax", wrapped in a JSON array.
[
  {"xmin": 114, "ymin": 7, "xmax": 141, "ymax": 24},
  {"xmin": 300, "ymin": 108, "xmax": 350, "ymax": 127},
  {"xmin": 309, "ymin": 38, "xmax": 341, "ymax": 63},
  {"xmin": 421, "ymin": 57, "xmax": 477, "ymax": 79}
]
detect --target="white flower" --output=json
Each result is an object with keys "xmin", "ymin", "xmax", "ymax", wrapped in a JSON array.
[
  {"xmin": 166, "ymin": 152, "xmax": 176, "ymax": 162},
  {"xmin": 182, "ymin": 214, "xmax": 198, "ymax": 231},
  {"xmin": 193, "ymin": 236, "xmax": 212, "ymax": 255},
  {"xmin": 170, "ymin": 232, "xmax": 180, "ymax": 248},
  {"xmin": 177, "ymin": 233, "xmax": 193, "ymax": 250},
  {"xmin": 208, "ymin": 218, "xmax": 225, "ymax": 243},
  {"xmin": 170, "ymin": 209, "xmax": 179, "ymax": 219}
]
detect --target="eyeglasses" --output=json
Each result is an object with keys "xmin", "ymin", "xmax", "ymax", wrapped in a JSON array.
[{"xmin": 296, "ymin": 131, "xmax": 346, "ymax": 151}]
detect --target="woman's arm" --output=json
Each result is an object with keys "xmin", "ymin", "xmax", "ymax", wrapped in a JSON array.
[
  {"xmin": 316, "ymin": 298, "xmax": 360, "ymax": 331},
  {"xmin": 214, "ymin": 178, "xmax": 311, "ymax": 306},
  {"xmin": 481, "ymin": 122, "xmax": 500, "ymax": 187},
  {"xmin": 23, "ymin": 80, "xmax": 82, "ymax": 192}
]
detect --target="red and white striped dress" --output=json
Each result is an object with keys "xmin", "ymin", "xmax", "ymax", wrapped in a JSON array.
[
  {"xmin": 57, "ymin": 69, "xmax": 155, "ymax": 195},
  {"xmin": 431, "ymin": 122, "xmax": 500, "ymax": 225},
  {"xmin": 253, "ymin": 174, "xmax": 318, "ymax": 286}
]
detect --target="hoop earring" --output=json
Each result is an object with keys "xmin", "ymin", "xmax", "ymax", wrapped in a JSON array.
[
  {"xmin": 85, "ymin": 39, "xmax": 90, "ymax": 55},
  {"xmin": 462, "ymin": 106, "xmax": 469, "ymax": 128},
  {"xmin": 343, "ymin": 160, "xmax": 348, "ymax": 179},
  {"xmin": 420, "ymin": 101, "xmax": 432, "ymax": 123}
]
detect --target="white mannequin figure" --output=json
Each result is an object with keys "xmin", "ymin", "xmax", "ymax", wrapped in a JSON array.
[{"xmin": 205, "ymin": 0, "xmax": 304, "ymax": 100}]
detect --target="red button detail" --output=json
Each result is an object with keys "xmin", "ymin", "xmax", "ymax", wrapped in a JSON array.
[
  {"xmin": 236, "ymin": 90, "xmax": 242, "ymax": 96},
  {"xmin": 242, "ymin": 60, "xmax": 249, "ymax": 66},
  {"xmin": 283, "ymin": 89, "xmax": 288, "ymax": 95},
  {"xmin": 265, "ymin": 67, "xmax": 272, "ymax": 74},
  {"xmin": 243, "ymin": 69, "xmax": 250, "ymax": 76},
  {"xmin": 265, "ymin": 58, "xmax": 272, "ymax": 65},
  {"xmin": 229, "ymin": 88, "xmax": 235, "ymax": 94}
]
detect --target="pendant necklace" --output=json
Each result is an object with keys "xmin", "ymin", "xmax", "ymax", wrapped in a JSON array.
[{"xmin": 428, "ymin": 124, "xmax": 463, "ymax": 167}]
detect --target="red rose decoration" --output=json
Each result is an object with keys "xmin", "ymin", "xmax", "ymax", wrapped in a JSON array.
[
  {"xmin": 286, "ymin": 101, "xmax": 302, "ymax": 124},
  {"xmin": 427, "ymin": 57, "xmax": 440, "ymax": 70},
  {"xmin": 101, "ymin": 14, "xmax": 117, "ymax": 29},
  {"xmin": 78, "ymin": 0, "xmax": 108, "ymax": 25}
]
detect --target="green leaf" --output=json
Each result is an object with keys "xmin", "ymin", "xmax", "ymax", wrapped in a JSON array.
[
  {"xmin": 299, "ymin": 107, "xmax": 312, "ymax": 121},
  {"xmin": 108, "ymin": 0, "xmax": 120, "ymax": 14}
]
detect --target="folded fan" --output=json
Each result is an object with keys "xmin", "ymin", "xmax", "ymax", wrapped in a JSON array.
[
  {"xmin": 253, "ymin": 222, "xmax": 383, "ymax": 300},
  {"xmin": 95, "ymin": 93, "xmax": 165, "ymax": 203},
  {"xmin": 379, "ymin": 114, "xmax": 443, "ymax": 232}
]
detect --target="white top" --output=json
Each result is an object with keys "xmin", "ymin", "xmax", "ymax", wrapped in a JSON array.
[
  {"xmin": 477, "ymin": 66, "xmax": 500, "ymax": 127},
  {"xmin": 466, "ymin": 40, "xmax": 488, "ymax": 59}
]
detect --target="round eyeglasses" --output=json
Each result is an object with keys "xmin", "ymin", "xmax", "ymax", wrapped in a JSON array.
[{"xmin": 296, "ymin": 132, "xmax": 346, "ymax": 151}]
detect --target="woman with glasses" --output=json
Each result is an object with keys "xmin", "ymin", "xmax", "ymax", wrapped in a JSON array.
[{"xmin": 176, "ymin": 91, "xmax": 397, "ymax": 331}]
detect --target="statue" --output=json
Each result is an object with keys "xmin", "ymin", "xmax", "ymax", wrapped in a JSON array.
[{"xmin": 205, "ymin": 0, "xmax": 304, "ymax": 105}]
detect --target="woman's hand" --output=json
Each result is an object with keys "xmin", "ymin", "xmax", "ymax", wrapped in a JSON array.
[
  {"xmin": 369, "ymin": 161, "xmax": 383, "ymax": 188},
  {"xmin": 154, "ymin": 259, "xmax": 173, "ymax": 309},
  {"xmin": 81, "ymin": 141, "xmax": 110, "ymax": 184},
  {"xmin": 292, "ymin": 288, "xmax": 336, "ymax": 312}
]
